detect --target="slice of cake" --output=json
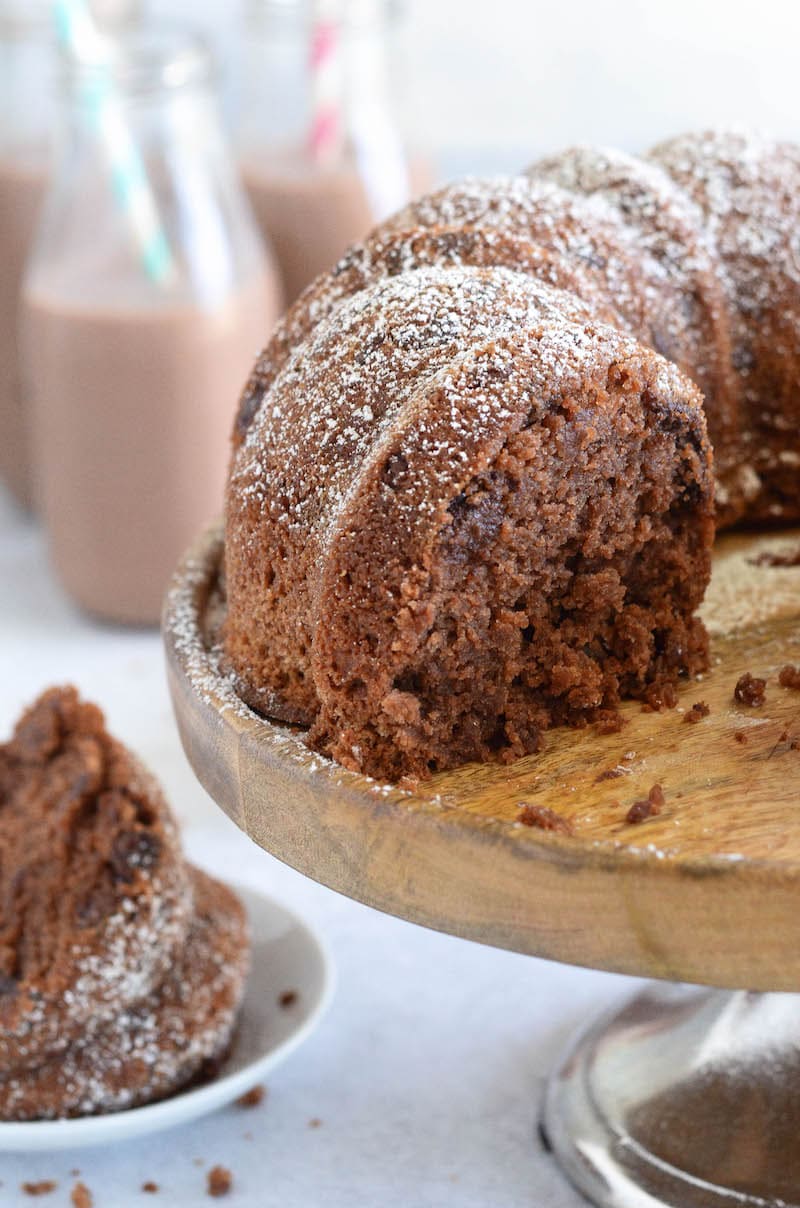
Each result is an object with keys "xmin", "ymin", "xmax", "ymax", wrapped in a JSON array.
[{"xmin": 0, "ymin": 687, "xmax": 249, "ymax": 1119}]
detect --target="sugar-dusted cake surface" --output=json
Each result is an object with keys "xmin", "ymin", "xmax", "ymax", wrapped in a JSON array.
[{"xmin": 0, "ymin": 688, "xmax": 250, "ymax": 1119}]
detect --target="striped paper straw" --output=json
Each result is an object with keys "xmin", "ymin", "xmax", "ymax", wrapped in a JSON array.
[
  {"xmin": 54, "ymin": 0, "xmax": 176, "ymax": 286},
  {"xmin": 308, "ymin": 0, "xmax": 345, "ymax": 166},
  {"xmin": 348, "ymin": 2, "xmax": 410, "ymax": 221}
]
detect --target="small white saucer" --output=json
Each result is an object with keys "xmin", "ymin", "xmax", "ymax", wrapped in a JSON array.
[{"xmin": 0, "ymin": 883, "xmax": 335, "ymax": 1152}]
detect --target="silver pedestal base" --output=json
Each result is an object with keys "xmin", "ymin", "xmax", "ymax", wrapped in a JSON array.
[{"xmin": 542, "ymin": 985, "xmax": 800, "ymax": 1207}]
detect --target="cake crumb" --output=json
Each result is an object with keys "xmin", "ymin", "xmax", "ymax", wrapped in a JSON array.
[
  {"xmin": 236, "ymin": 1085, "xmax": 266, "ymax": 1109},
  {"xmin": 684, "ymin": 701, "xmax": 710, "ymax": 724},
  {"xmin": 734, "ymin": 673, "xmax": 767, "ymax": 706},
  {"xmin": 734, "ymin": 731, "xmax": 749, "ymax": 744},
  {"xmin": 517, "ymin": 803, "xmax": 574, "ymax": 835},
  {"xmin": 22, "ymin": 1184, "xmax": 58, "ymax": 1197},
  {"xmin": 596, "ymin": 767, "xmax": 625, "ymax": 782},
  {"xmin": 626, "ymin": 784, "xmax": 665, "ymax": 825},
  {"xmin": 142, "ymin": 1183, "xmax": 159, "ymax": 1194},
  {"xmin": 779, "ymin": 664, "xmax": 800, "ymax": 689},
  {"xmin": 641, "ymin": 683, "xmax": 678, "ymax": 713},
  {"xmin": 70, "ymin": 1183, "xmax": 92, "ymax": 1208},
  {"xmin": 207, "ymin": 1166, "xmax": 232, "ymax": 1198},
  {"xmin": 594, "ymin": 710, "xmax": 626, "ymax": 735},
  {"xmin": 308, "ymin": 1117, "xmax": 323, "ymax": 1129},
  {"xmin": 750, "ymin": 546, "xmax": 800, "ymax": 567},
  {"xmin": 278, "ymin": 990, "xmax": 298, "ymax": 1009}
]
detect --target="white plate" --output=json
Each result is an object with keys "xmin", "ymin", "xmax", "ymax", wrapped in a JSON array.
[{"xmin": 0, "ymin": 884, "xmax": 335, "ymax": 1151}]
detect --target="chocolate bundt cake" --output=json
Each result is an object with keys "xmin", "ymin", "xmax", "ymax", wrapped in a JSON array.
[
  {"xmin": 0, "ymin": 688, "xmax": 250, "ymax": 1119},
  {"xmin": 224, "ymin": 130, "xmax": 800, "ymax": 782}
]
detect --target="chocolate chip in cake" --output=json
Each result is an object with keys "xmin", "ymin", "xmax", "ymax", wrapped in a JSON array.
[{"xmin": 109, "ymin": 829, "xmax": 162, "ymax": 883}]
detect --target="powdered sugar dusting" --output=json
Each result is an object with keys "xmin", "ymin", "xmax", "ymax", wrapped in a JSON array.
[
  {"xmin": 0, "ymin": 692, "xmax": 249, "ymax": 1119},
  {"xmin": 651, "ymin": 129, "xmax": 800, "ymax": 509},
  {"xmin": 0, "ymin": 870, "xmax": 249, "ymax": 1120}
]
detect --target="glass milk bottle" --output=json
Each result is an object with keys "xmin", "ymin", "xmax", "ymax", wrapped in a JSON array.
[
  {"xmin": 0, "ymin": 1, "xmax": 55, "ymax": 509},
  {"xmin": 238, "ymin": 0, "xmax": 432, "ymax": 303},
  {"xmin": 22, "ymin": 27, "xmax": 283, "ymax": 625},
  {"xmin": 0, "ymin": 0, "xmax": 140, "ymax": 510}
]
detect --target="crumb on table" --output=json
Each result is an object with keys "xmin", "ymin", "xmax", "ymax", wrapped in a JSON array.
[
  {"xmin": 236, "ymin": 1085, "xmax": 266, "ymax": 1109},
  {"xmin": 278, "ymin": 990, "xmax": 299, "ymax": 1009},
  {"xmin": 626, "ymin": 783, "xmax": 665, "ymax": 825},
  {"xmin": 734, "ymin": 731, "xmax": 749, "ymax": 744},
  {"xmin": 596, "ymin": 767, "xmax": 625, "ymax": 782},
  {"xmin": 517, "ymin": 803, "xmax": 574, "ymax": 835},
  {"xmin": 779, "ymin": 664, "xmax": 800, "ymax": 690},
  {"xmin": 207, "ymin": 1166, "xmax": 232, "ymax": 1198},
  {"xmin": 734, "ymin": 672, "xmax": 767, "ymax": 706},
  {"xmin": 70, "ymin": 1183, "xmax": 92, "ymax": 1208},
  {"xmin": 684, "ymin": 701, "xmax": 710, "ymax": 724},
  {"xmin": 142, "ymin": 1182, "xmax": 159, "ymax": 1194},
  {"xmin": 21, "ymin": 1183, "xmax": 58, "ymax": 1197},
  {"xmin": 750, "ymin": 546, "xmax": 800, "ymax": 568}
]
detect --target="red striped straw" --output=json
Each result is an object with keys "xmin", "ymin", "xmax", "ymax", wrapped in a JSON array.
[{"xmin": 308, "ymin": 0, "xmax": 345, "ymax": 165}]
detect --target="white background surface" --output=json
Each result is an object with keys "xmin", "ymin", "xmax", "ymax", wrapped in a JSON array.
[
  {"xmin": 0, "ymin": 489, "xmax": 644, "ymax": 1205},
  {"xmin": 149, "ymin": 0, "xmax": 800, "ymax": 164}
]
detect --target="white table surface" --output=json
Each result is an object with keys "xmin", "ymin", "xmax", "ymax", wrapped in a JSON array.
[{"xmin": 0, "ymin": 488, "xmax": 644, "ymax": 1208}]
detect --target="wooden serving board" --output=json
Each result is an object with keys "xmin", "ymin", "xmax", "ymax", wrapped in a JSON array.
[{"xmin": 164, "ymin": 525, "xmax": 800, "ymax": 992}]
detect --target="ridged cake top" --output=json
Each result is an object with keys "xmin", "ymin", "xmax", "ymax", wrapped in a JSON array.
[{"xmin": 231, "ymin": 263, "xmax": 689, "ymax": 558}]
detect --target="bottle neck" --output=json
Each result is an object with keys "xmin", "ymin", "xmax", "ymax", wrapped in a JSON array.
[
  {"xmin": 246, "ymin": 0, "xmax": 397, "ymax": 33},
  {"xmin": 240, "ymin": 0, "xmax": 402, "ymax": 159}
]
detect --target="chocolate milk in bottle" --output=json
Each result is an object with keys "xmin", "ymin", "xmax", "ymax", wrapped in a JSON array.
[
  {"xmin": 238, "ymin": 0, "xmax": 433, "ymax": 302},
  {"xmin": 22, "ymin": 29, "xmax": 282, "ymax": 623}
]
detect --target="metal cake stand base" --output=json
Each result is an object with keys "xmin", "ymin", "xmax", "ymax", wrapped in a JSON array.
[{"xmin": 542, "ymin": 985, "xmax": 800, "ymax": 1207}]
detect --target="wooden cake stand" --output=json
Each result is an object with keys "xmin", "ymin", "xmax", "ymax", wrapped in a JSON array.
[{"xmin": 165, "ymin": 523, "xmax": 800, "ymax": 1208}]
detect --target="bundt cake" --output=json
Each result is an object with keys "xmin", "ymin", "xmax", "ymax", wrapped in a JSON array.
[{"xmin": 224, "ymin": 129, "xmax": 800, "ymax": 782}]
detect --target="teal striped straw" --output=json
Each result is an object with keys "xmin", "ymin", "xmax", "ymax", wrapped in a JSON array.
[{"xmin": 53, "ymin": 0, "xmax": 176, "ymax": 286}]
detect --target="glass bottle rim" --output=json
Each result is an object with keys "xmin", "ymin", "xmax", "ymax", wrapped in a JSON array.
[
  {"xmin": 0, "ymin": 1, "xmax": 141, "ymax": 42},
  {"xmin": 60, "ymin": 23, "xmax": 213, "ymax": 98},
  {"xmin": 246, "ymin": 0, "xmax": 402, "ymax": 30},
  {"xmin": 0, "ymin": 1, "xmax": 52, "ymax": 41}
]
